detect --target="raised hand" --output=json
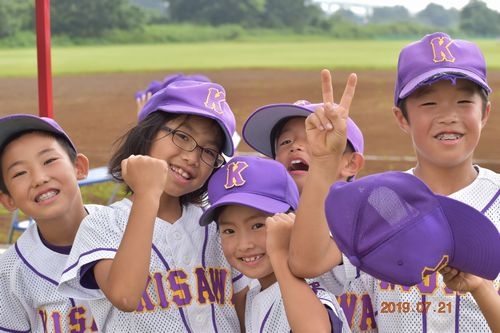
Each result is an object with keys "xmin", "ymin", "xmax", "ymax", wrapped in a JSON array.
[
  {"xmin": 121, "ymin": 154, "xmax": 168, "ymax": 199},
  {"xmin": 305, "ymin": 69, "xmax": 357, "ymax": 159},
  {"xmin": 266, "ymin": 212, "xmax": 295, "ymax": 260}
]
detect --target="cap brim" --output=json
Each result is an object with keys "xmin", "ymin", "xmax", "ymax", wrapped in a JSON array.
[
  {"xmin": 437, "ymin": 196, "xmax": 500, "ymax": 280},
  {"xmin": 243, "ymin": 104, "xmax": 312, "ymax": 157},
  {"xmin": 199, "ymin": 192, "xmax": 292, "ymax": 226},
  {"xmin": 157, "ymin": 105, "xmax": 234, "ymax": 156},
  {"xmin": 0, "ymin": 115, "xmax": 76, "ymax": 152},
  {"xmin": 399, "ymin": 68, "xmax": 492, "ymax": 101}
]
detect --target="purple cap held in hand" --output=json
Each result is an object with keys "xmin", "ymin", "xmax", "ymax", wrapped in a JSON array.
[
  {"xmin": 325, "ymin": 171, "xmax": 500, "ymax": 286},
  {"xmin": 138, "ymin": 80, "xmax": 236, "ymax": 156},
  {"xmin": 0, "ymin": 114, "xmax": 76, "ymax": 153},
  {"xmin": 199, "ymin": 155, "xmax": 299, "ymax": 226},
  {"xmin": 243, "ymin": 100, "xmax": 364, "ymax": 157},
  {"xmin": 394, "ymin": 32, "xmax": 491, "ymax": 106}
]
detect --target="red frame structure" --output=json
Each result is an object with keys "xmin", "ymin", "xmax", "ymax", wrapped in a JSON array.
[{"xmin": 36, "ymin": 0, "xmax": 53, "ymax": 118}]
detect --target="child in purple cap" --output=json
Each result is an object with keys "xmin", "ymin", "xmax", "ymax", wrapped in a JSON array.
[
  {"xmin": 58, "ymin": 80, "xmax": 249, "ymax": 332},
  {"xmin": 384, "ymin": 30, "xmax": 500, "ymax": 333},
  {"xmin": 199, "ymin": 155, "xmax": 352, "ymax": 333},
  {"xmin": 0, "ymin": 114, "xmax": 111, "ymax": 332},
  {"xmin": 292, "ymin": 33, "xmax": 500, "ymax": 333},
  {"xmin": 243, "ymin": 70, "xmax": 370, "ymax": 331}
]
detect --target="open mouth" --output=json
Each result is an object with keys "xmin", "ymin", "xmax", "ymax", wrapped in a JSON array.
[{"xmin": 289, "ymin": 159, "xmax": 309, "ymax": 172}]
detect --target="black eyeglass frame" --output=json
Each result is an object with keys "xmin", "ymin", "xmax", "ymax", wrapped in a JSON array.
[{"xmin": 160, "ymin": 126, "xmax": 225, "ymax": 168}]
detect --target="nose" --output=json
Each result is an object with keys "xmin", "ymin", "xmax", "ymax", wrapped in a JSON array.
[
  {"xmin": 181, "ymin": 148, "xmax": 201, "ymax": 166},
  {"xmin": 436, "ymin": 105, "xmax": 458, "ymax": 124},
  {"xmin": 289, "ymin": 140, "xmax": 305, "ymax": 153},
  {"xmin": 236, "ymin": 231, "xmax": 256, "ymax": 251},
  {"xmin": 31, "ymin": 168, "xmax": 50, "ymax": 188}
]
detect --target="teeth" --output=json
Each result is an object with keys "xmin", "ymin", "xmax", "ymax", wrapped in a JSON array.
[
  {"xmin": 170, "ymin": 165, "xmax": 191, "ymax": 179},
  {"xmin": 241, "ymin": 255, "xmax": 261, "ymax": 263},
  {"xmin": 291, "ymin": 160, "xmax": 302, "ymax": 165},
  {"xmin": 35, "ymin": 190, "xmax": 58, "ymax": 202},
  {"xmin": 436, "ymin": 133, "xmax": 461, "ymax": 140}
]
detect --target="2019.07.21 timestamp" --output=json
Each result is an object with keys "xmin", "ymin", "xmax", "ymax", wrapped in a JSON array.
[{"xmin": 380, "ymin": 301, "xmax": 452, "ymax": 314}]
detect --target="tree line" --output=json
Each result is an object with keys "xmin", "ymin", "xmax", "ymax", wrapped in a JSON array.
[{"xmin": 1, "ymin": 0, "xmax": 499, "ymax": 46}]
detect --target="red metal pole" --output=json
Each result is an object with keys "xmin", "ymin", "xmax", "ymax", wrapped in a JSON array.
[{"xmin": 35, "ymin": 0, "xmax": 53, "ymax": 118}]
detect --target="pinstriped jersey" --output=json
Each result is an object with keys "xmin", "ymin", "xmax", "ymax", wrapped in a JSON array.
[
  {"xmin": 58, "ymin": 198, "xmax": 248, "ymax": 332},
  {"xmin": 0, "ymin": 204, "xmax": 107, "ymax": 333},
  {"xmin": 332, "ymin": 166, "xmax": 500, "ymax": 333},
  {"xmin": 244, "ymin": 279, "xmax": 352, "ymax": 333}
]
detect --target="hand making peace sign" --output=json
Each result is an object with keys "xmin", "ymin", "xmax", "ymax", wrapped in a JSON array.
[{"xmin": 305, "ymin": 69, "xmax": 357, "ymax": 160}]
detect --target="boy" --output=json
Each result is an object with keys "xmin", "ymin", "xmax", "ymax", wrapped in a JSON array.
[
  {"xmin": 199, "ymin": 155, "xmax": 351, "ymax": 332},
  {"xmin": 291, "ymin": 33, "xmax": 500, "ymax": 332},
  {"xmin": 243, "ymin": 99, "xmax": 364, "ymax": 193},
  {"xmin": 0, "ymin": 114, "xmax": 109, "ymax": 331},
  {"xmin": 386, "ymin": 30, "xmax": 499, "ymax": 333}
]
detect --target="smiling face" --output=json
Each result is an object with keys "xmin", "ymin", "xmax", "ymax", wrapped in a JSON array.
[
  {"xmin": 149, "ymin": 115, "xmax": 224, "ymax": 199},
  {"xmin": 217, "ymin": 205, "xmax": 276, "ymax": 289},
  {"xmin": 0, "ymin": 132, "xmax": 86, "ymax": 222},
  {"xmin": 394, "ymin": 79, "xmax": 490, "ymax": 171}
]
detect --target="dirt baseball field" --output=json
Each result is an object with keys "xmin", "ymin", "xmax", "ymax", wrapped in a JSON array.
[
  {"xmin": 0, "ymin": 68, "xmax": 499, "ymax": 242},
  {"xmin": 1, "ymin": 69, "xmax": 498, "ymax": 175}
]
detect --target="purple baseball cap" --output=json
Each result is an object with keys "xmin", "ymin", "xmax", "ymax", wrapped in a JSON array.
[
  {"xmin": 134, "ymin": 73, "xmax": 212, "ymax": 101},
  {"xmin": 199, "ymin": 155, "xmax": 299, "ymax": 226},
  {"xmin": 138, "ymin": 80, "xmax": 236, "ymax": 156},
  {"xmin": 325, "ymin": 171, "xmax": 500, "ymax": 286},
  {"xmin": 242, "ymin": 100, "xmax": 364, "ymax": 157},
  {"xmin": 0, "ymin": 114, "xmax": 76, "ymax": 153},
  {"xmin": 395, "ymin": 32, "xmax": 492, "ymax": 106}
]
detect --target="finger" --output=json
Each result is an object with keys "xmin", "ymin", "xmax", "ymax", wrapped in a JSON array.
[
  {"xmin": 321, "ymin": 69, "xmax": 334, "ymax": 106},
  {"xmin": 305, "ymin": 112, "xmax": 325, "ymax": 131},
  {"xmin": 338, "ymin": 73, "xmax": 357, "ymax": 118}
]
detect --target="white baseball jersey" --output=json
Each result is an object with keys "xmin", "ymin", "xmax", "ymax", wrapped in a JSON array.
[
  {"xmin": 244, "ymin": 278, "xmax": 352, "ymax": 333},
  {"xmin": 0, "ymin": 204, "xmax": 107, "ymax": 333},
  {"xmin": 329, "ymin": 166, "xmax": 500, "ymax": 333},
  {"xmin": 58, "ymin": 198, "xmax": 248, "ymax": 333}
]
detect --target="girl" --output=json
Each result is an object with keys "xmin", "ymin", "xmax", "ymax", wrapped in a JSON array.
[{"xmin": 58, "ymin": 80, "xmax": 248, "ymax": 332}]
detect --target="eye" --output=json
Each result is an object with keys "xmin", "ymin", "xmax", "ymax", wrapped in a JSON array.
[
  {"xmin": 174, "ymin": 131, "xmax": 191, "ymax": 143},
  {"xmin": 420, "ymin": 101, "xmax": 436, "ymax": 107},
  {"xmin": 278, "ymin": 138, "xmax": 292, "ymax": 147},
  {"xmin": 203, "ymin": 148, "xmax": 219, "ymax": 160},
  {"xmin": 252, "ymin": 223, "xmax": 265, "ymax": 230},
  {"xmin": 44, "ymin": 157, "xmax": 58, "ymax": 165},
  {"xmin": 220, "ymin": 227, "xmax": 234, "ymax": 235},
  {"xmin": 12, "ymin": 170, "xmax": 26, "ymax": 179}
]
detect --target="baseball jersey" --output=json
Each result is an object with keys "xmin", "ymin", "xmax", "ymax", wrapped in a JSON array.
[
  {"xmin": 244, "ymin": 278, "xmax": 352, "ymax": 333},
  {"xmin": 0, "ymin": 204, "xmax": 107, "ymax": 333},
  {"xmin": 58, "ymin": 198, "xmax": 248, "ymax": 333},
  {"xmin": 332, "ymin": 166, "xmax": 500, "ymax": 333}
]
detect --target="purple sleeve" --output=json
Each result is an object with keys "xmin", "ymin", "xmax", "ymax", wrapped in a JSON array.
[{"xmin": 79, "ymin": 262, "xmax": 100, "ymax": 289}]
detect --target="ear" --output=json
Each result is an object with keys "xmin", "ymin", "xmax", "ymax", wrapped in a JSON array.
[
  {"xmin": 339, "ymin": 152, "xmax": 365, "ymax": 180},
  {"xmin": 74, "ymin": 153, "xmax": 90, "ymax": 181},
  {"xmin": 0, "ymin": 192, "xmax": 18, "ymax": 212},
  {"xmin": 392, "ymin": 106, "xmax": 410, "ymax": 133},
  {"xmin": 481, "ymin": 101, "xmax": 491, "ymax": 128}
]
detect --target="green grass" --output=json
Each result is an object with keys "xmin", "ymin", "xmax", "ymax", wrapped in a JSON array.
[{"xmin": 2, "ymin": 39, "xmax": 499, "ymax": 77}]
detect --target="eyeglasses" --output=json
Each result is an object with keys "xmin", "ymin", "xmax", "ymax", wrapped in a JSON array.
[{"xmin": 160, "ymin": 126, "xmax": 225, "ymax": 168}]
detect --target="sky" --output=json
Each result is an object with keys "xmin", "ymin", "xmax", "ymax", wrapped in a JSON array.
[{"xmin": 316, "ymin": 0, "xmax": 500, "ymax": 14}]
